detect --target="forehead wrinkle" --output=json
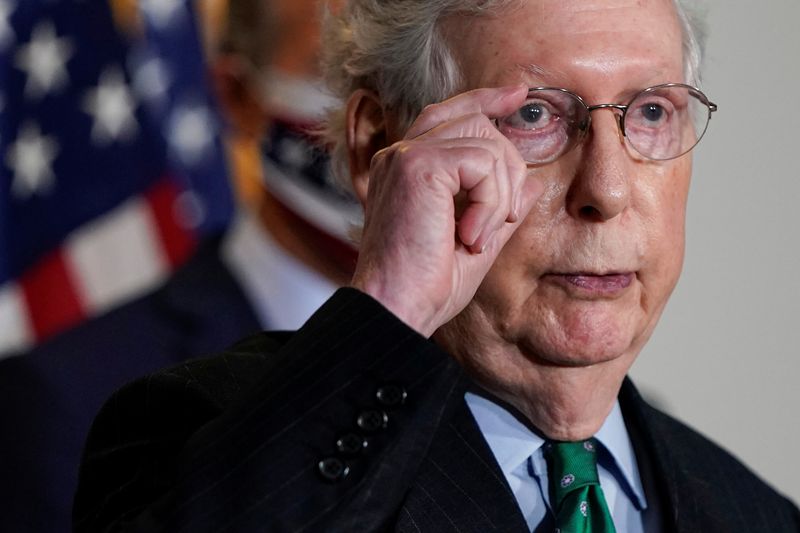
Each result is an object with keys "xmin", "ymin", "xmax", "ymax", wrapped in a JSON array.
[
  {"xmin": 534, "ymin": 0, "xmax": 682, "ymax": 42},
  {"xmin": 445, "ymin": 0, "xmax": 683, "ymax": 91},
  {"xmin": 511, "ymin": 63, "xmax": 569, "ymax": 85},
  {"xmin": 539, "ymin": 0, "xmax": 673, "ymax": 27},
  {"xmin": 510, "ymin": 62, "xmax": 674, "ymax": 102}
]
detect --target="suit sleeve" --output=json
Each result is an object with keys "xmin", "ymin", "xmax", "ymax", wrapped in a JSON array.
[{"xmin": 74, "ymin": 288, "xmax": 464, "ymax": 532}]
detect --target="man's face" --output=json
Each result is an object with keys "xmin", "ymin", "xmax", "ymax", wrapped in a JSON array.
[{"xmin": 439, "ymin": 0, "xmax": 690, "ymax": 368}]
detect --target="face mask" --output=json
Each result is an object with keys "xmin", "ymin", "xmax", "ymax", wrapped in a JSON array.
[{"xmin": 258, "ymin": 69, "xmax": 362, "ymax": 242}]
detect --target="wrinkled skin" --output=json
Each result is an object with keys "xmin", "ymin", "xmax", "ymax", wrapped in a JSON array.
[{"xmin": 349, "ymin": 0, "xmax": 690, "ymax": 440}]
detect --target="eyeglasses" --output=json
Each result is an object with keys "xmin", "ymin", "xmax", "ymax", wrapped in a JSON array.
[{"xmin": 495, "ymin": 83, "xmax": 717, "ymax": 165}]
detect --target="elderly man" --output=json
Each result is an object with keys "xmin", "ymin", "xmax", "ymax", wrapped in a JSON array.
[{"xmin": 74, "ymin": 0, "xmax": 799, "ymax": 531}]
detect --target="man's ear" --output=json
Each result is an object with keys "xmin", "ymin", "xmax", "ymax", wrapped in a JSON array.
[
  {"xmin": 346, "ymin": 89, "xmax": 387, "ymax": 207},
  {"xmin": 210, "ymin": 55, "xmax": 268, "ymax": 139}
]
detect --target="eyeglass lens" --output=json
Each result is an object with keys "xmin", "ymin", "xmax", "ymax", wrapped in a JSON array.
[{"xmin": 496, "ymin": 85, "xmax": 712, "ymax": 165}]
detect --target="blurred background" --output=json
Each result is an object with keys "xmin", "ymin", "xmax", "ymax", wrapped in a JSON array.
[
  {"xmin": 632, "ymin": 0, "xmax": 800, "ymax": 505},
  {"xmin": 0, "ymin": 0, "xmax": 359, "ymax": 530},
  {"xmin": 0, "ymin": 0, "xmax": 796, "ymax": 530},
  {"xmin": 0, "ymin": 0, "xmax": 232, "ymax": 353}
]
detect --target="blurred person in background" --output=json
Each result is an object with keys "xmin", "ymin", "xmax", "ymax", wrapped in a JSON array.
[
  {"xmin": 73, "ymin": 0, "xmax": 799, "ymax": 531},
  {"xmin": 0, "ymin": 0, "xmax": 356, "ymax": 531}
]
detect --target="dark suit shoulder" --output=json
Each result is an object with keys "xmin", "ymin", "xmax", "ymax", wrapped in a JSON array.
[
  {"xmin": 73, "ymin": 330, "xmax": 290, "ymax": 531},
  {"xmin": 621, "ymin": 380, "xmax": 800, "ymax": 531},
  {"xmin": 154, "ymin": 330, "xmax": 293, "ymax": 405},
  {"xmin": 78, "ymin": 328, "xmax": 292, "ymax": 457},
  {"xmin": 75, "ymin": 289, "xmax": 460, "ymax": 532}
]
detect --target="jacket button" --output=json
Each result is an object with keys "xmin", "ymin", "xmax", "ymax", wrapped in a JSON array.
[
  {"xmin": 336, "ymin": 433, "xmax": 369, "ymax": 456},
  {"xmin": 317, "ymin": 457, "xmax": 349, "ymax": 482},
  {"xmin": 356, "ymin": 409, "xmax": 388, "ymax": 433},
  {"xmin": 376, "ymin": 384, "xmax": 407, "ymax": 408}
]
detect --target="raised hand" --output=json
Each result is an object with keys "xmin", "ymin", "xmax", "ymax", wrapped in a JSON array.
[{"xmin": 351, "ymin": 85, "xmax": 545, "ymax": 337}]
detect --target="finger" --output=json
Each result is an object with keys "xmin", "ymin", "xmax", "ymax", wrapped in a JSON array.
[
  {"xmin": 456, "ymin": 155, "xmax": 501, "ymax": 249},
  {"xmin": 419, "ymin": 112, "xmax": 502, "ymax": 142},
  {"xmin": 418, "ymin": 112, "xmax": 528, "ymax": 221},
  {"xmin": 504, "ymin": 141, "xmax": 528, "ymax": 222},
  {"xmin": 425, "ymin": 138, "xmax": 517, "ymax": 244},
  {"xmin": 405, "ymin": 84, "xmax": 528, "ymax": 139},
  {"xmin": 480, "ymin": 175, "xmax": 546, "ymax": 256},
  {"xmin": 374, "ymin": 138, "xmax": 521, "ymax": 250},
  {"xmin": 459, "ymin": 158, "xmax": 517, "ymax": 253},
  {"xmin": 400, "ymin": 141, "xmax": 503, "ymax": 248}
]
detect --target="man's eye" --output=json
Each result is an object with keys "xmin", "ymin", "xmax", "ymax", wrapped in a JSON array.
[
  {"xmin": 504, "ymin": 101, "xmax": 557, "ymax": 130},
  {"xmin": 629, "ymin": 97, "xmax": 675, "ymax": 129},
  {"xmin": 641, "ymin": 103, "xmax": 665, "ymax": 123},
  {"xmin": 520, "ymin": 104, "xmax": 546, "ymax": 124}
]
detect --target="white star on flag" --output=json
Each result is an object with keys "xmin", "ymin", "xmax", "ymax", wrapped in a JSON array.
[
  {"xmin": 14, "ymin": 20, "xmax": 75, "ymax": 100},
  {"xmin": 82, "ymin": 66, "xmax": 139, "ymax": 145},
  {"xmin": 130, "ymin": 54, "xmax": 172, "ymax": 104},
  {"xmin": 139, "ymin": 0, "xmax": 185, "ymax": 30},
  {"xmin": 6, "ymin": 121, "xmax": 60, "ymax": 199},
  {"xmin": 0, "ymin": 0, "xmax": 16, "ymax": 52},
  {"xmin": 167, "ymin": 103, "xmax": 214, "ymax": 167}
]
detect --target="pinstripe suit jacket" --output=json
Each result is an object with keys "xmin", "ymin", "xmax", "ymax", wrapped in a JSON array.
[{"xmin": 74, "ymin": 288, "xmax": 800, "ymax": 532}]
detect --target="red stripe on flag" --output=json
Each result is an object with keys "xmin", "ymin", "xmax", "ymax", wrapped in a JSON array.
[
  {"xmin": 144, "ymin": 178, "xmax": 197, "ymax": 268},
  {"xmin": 20, "ymin": 249, "xmax": 86, "ymax": 342}
]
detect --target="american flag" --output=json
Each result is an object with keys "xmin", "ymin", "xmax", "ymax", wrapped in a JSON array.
[{"xmin": 0, "ymin": 0, "xmax": 233, "ymax": 356}]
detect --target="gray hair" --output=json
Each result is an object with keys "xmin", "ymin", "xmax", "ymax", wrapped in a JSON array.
[{"xmin": 320, "ymin": 0, "xmax": 707, "ymax": 184}]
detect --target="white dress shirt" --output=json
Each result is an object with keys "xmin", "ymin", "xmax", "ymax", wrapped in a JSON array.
[
  {"xmin": 465, "ymin": 391, "xmax": 651, "ymax": 532},
  {"xmin": 221, "ymin": 212, "xmax": 338, "ymax": 331}
]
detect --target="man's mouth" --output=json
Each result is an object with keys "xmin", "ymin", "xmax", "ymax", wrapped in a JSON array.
[{"xmin": 544, "ymin": 272, "xmax": 635, "ymax": 296}]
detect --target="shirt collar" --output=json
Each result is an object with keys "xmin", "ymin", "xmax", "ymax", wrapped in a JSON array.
[
  {"xmin": 464, "ymin": 392, "xmax": 546, "ymax": 477},
  {"xmin": 595, "ymin": 400, "xmax": 648, "ymax": 510},
  {"xmin": 465, "ymin": 391, "xmax": 647, "ymax": 510},
  {"xmin": 221, "ymin": 211, "xmax": 338, "ymax": 331}
]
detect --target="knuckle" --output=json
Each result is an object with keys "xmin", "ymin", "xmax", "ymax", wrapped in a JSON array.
[
  {"xmin": 480, "ymin": 147, "xmax": 500, "ymax": 168},
  {"xmin": 372, "ymin": 145, "xmax": 390, "ymax": 163},
  {"xmin": 463, "ymin": 112, "xmax": 495, "ymax": 134},
  {"xmin": 370, "ymin": 146, "xmax": 393, "ymax": 173},
  {"xmin": 417, "ymin": 103, "xmax": 442, "ymax": 124},
  {"xmin": 392, "ymin": 141, "xmax": 428, "ymax": 173}
]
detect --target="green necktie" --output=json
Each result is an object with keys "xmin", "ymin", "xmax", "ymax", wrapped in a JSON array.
[{"xmin": 546, "ymin": 438, "xmax": 616, "ymax": 533}]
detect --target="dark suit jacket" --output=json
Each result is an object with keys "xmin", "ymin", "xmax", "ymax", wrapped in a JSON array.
[
  {"xmin": 74, "ymin": 288, "xmax": 800, "ymax": 532},
  {"xmin": 0, "ymin": 237, "xmax": 261, "ymax": 533}
]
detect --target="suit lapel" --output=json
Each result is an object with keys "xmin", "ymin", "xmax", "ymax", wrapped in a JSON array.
[
  {"xmin": 620, "ymin": 378, "xmax": 736, "ymax": 533},
  {"xmin": 398, "ymin": 375, "xmax": 529, "ymax": 532}
]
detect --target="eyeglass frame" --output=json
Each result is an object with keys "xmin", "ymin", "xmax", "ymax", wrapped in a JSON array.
[{"xmin": 498, "ymin": 82, "xmax": 718, "ymax": 165}]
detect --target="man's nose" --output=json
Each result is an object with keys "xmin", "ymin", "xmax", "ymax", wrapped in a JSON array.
[{"xmin": 566, "ymin": 110, "xmax": 631, "ymax": 222}]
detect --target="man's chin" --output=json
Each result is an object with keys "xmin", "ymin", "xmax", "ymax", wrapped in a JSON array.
[
  {"xmin": 518, "ymin": 340, "xmax": 629, "ymax": 369},
  {"xmin": 515, "ymin": 315, "xmax": 643, "ymax": 369}
]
